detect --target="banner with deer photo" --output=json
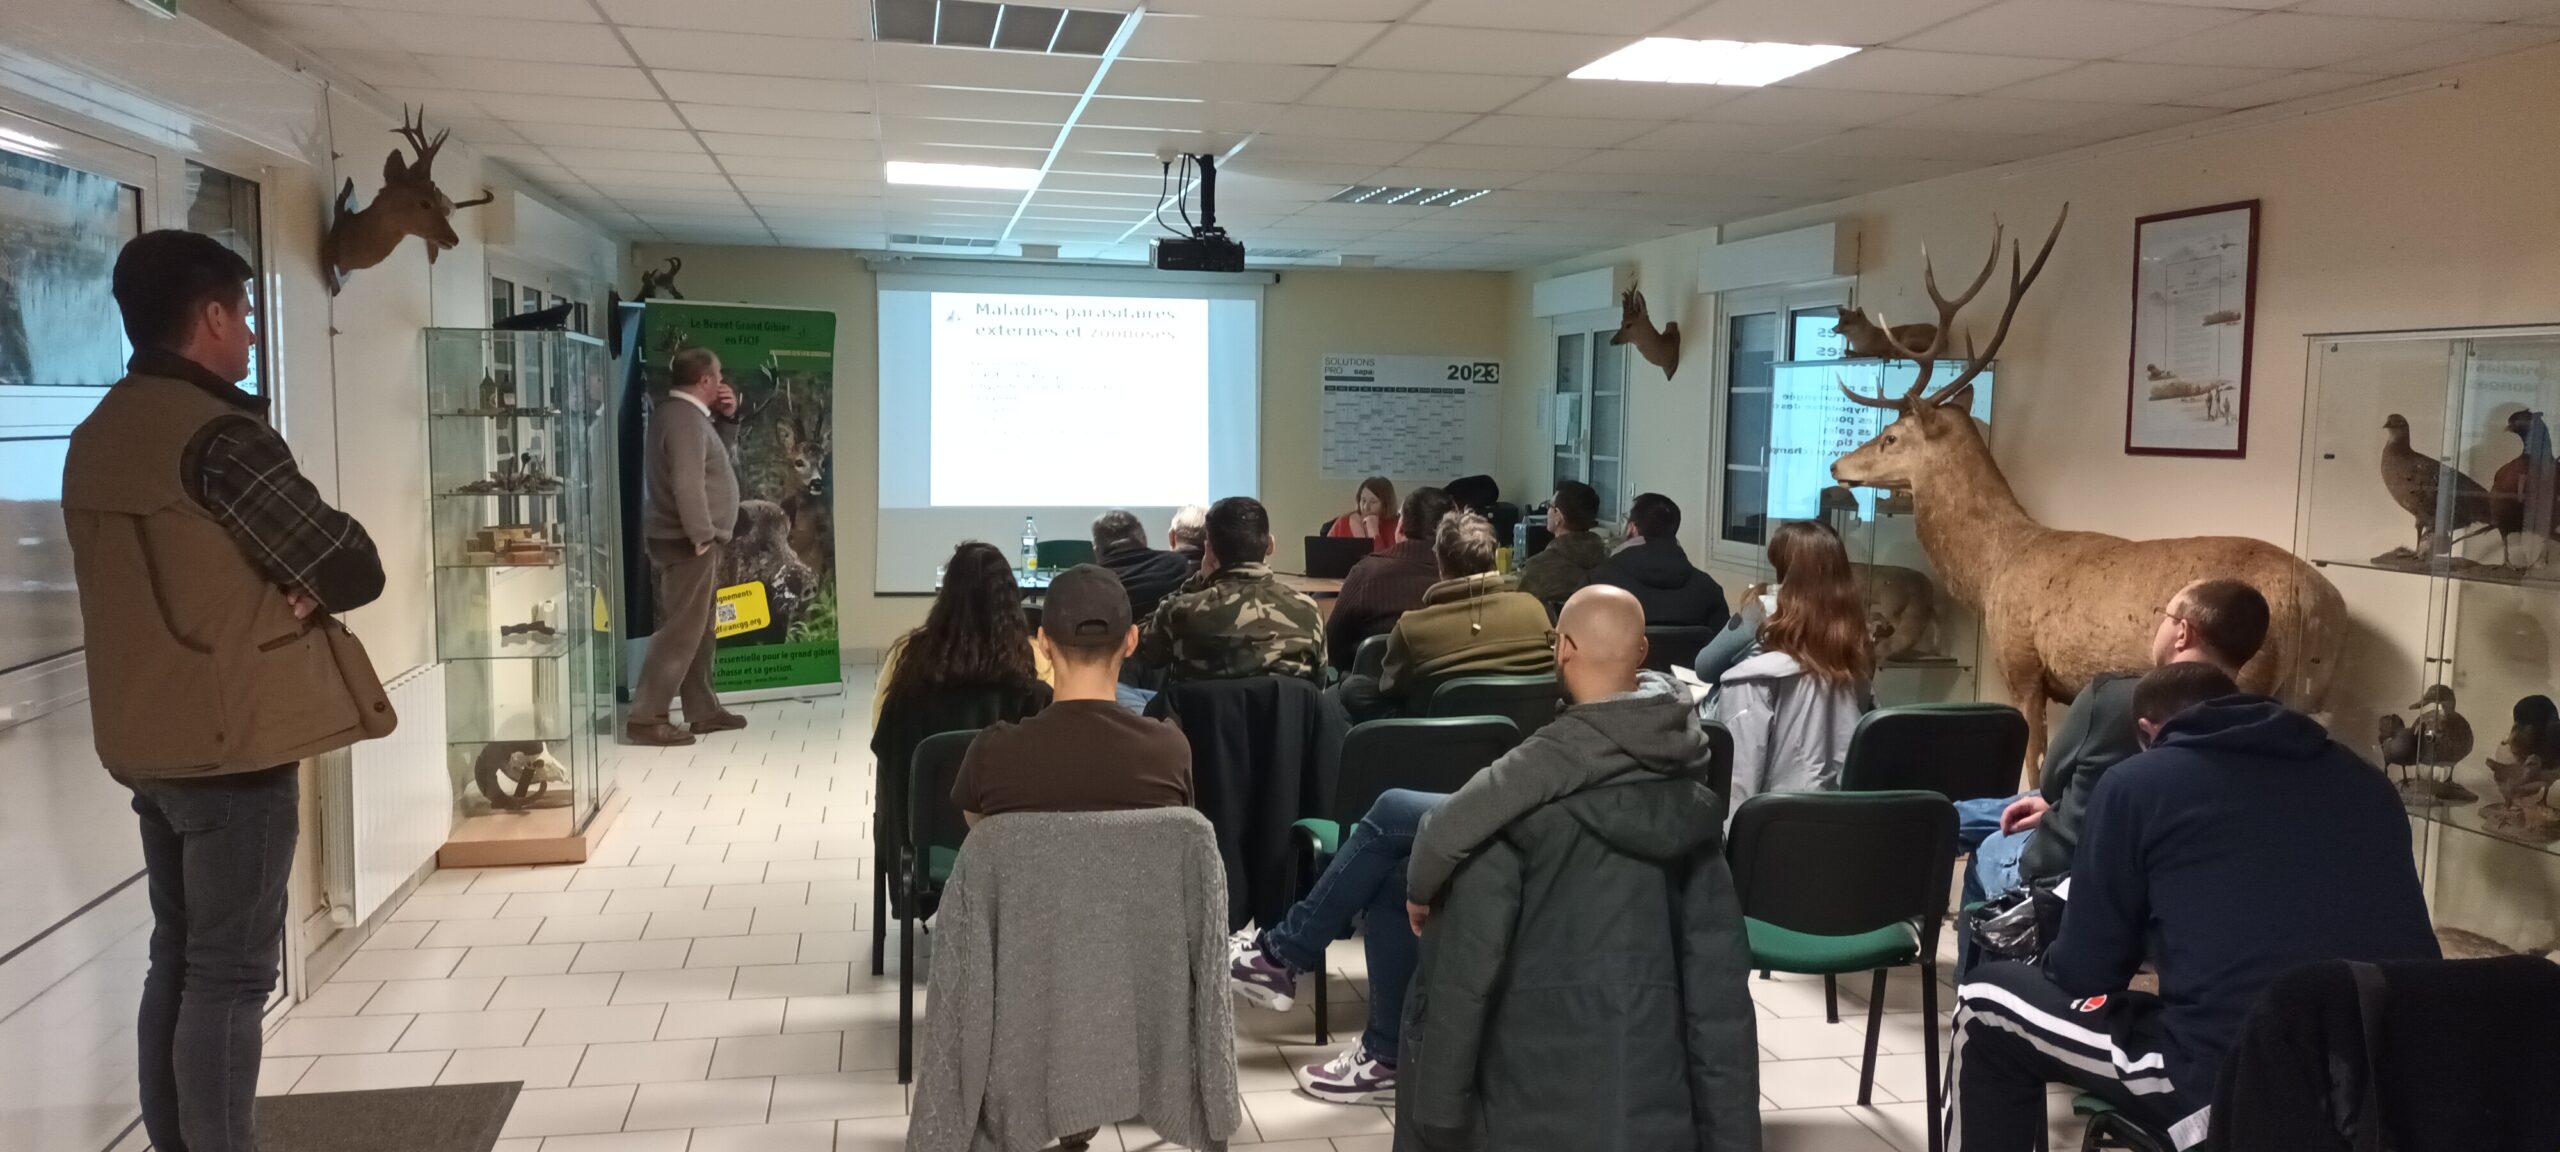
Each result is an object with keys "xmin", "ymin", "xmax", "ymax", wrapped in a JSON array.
[{"xmin": 632, "ymin": 301, "xmax": 840, "ymax": 700}]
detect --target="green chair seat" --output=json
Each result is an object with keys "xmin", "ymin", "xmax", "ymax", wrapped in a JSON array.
[
  {"xmin": 1293, "ymin": 817, "xmax": 1341, "ymax": 857},
  {"xmin": 2073, "ymin": 1093, "xmax": 2118, "ymax": 1119},
  {"xmin": 927, "ymin": 845, "xmax": 959, "ymax": 884},
  {"xmin": 1745, "ymin": 917, "xmax": 1921, "ymax": 975}
]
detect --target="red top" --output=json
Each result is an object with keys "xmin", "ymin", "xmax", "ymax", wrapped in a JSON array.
[{"xmin": 1325, "ymin": 513, "xmax": 1400, "ymax": 553}]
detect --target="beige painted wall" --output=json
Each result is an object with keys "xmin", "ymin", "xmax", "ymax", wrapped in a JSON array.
[
  {"xmin": 626, "ymin": 245, "xmax": 1511, "ymax": 652},
  {"xmin": 1502, "ymin": 42, "xmax": 2560, "ymax": 948}
]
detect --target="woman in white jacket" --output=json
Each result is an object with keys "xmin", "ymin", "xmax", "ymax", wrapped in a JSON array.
[{"xmin": 1702, "ymin": 520, "xmax": 1873, "ymax": 823}]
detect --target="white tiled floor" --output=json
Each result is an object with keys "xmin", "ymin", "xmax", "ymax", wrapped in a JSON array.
[{"xmin": 251, "ymin": 671, "xmax": 2083, "ymax": 1152}]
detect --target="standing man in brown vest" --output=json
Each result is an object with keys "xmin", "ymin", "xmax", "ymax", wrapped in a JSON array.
[
  {"xmin": 63, "ymin": 231, "xmax": 386, "ymax": 1152},
  {"xmin": 629, "ymin": 346, "xmax": 749, "ymax": 746}
]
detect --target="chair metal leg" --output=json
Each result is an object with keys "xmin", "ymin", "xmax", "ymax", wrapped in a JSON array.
[
  {"xmin": 870, "ymin": 859, "xmax": 887, "ymax": 977},
  {"xmin": 1312, "ymin": 962, "xmax": 1331, "ymax": 1046},
  {"xmin": 1856, "ymin": 969, "xmax": 1887, "ymax": 1105},
  {"xmin": 898, "ymin": 862, "xmax": 916, "ymax": 1085},
  {"xmin": 1922, "ymin": 960, "xmax": 1944, "ymax": 1152},
  {"xmin": 1826, "ymin": 974, "xmax": 1840, "ymax": 1024}
]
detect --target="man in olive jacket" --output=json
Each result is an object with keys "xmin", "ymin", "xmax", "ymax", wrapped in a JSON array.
[
  {"xmin": 1334, "ymin": 511, "xmax": 1553, "ymax": 722},
  {"xmin": 1396, "ymin": 586, "xmax": 1759, "ymax": 1152}
]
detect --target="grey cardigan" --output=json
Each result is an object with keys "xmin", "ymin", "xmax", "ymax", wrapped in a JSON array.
[
  {"xmin": 644, "ymin": 393, "xmax": 740, "ymax": 547},
  {"xmin": 907, "ymin": 809, "xmax": 1242, "ymax": 1152}
]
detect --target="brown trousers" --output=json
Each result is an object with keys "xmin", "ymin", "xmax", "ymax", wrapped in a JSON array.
[{"xmin": 634, "ymin": 536, "xmax": 723, "ymax": 725}]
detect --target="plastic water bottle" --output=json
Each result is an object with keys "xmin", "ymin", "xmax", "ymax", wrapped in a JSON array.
[{"xmin": 1021, "ymin": 515, "xmax": 1039, "ymax": 571}]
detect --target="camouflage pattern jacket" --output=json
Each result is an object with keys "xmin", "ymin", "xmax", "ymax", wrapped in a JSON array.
[{"xmin": 1138, "ymin": 561, "xmax": 1328, "ymax": 684}]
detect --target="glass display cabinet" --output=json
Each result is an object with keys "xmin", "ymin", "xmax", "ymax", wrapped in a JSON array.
[
  {"xmin": 1760, "ymin": 357, "xmax": 1993, "ymax": 706},
  {"xmin": 426, "ymin": 327, "xmax": 625, "ymax": 866},
  {"xmin": 2297, "ymin": 325, "xmax": 2560, "ymax": 956}
]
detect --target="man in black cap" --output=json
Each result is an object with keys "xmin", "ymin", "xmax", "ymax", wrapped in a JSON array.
[{"xmin": 952, "ymin": 564, "xmax": 1194, "ymax": 823}]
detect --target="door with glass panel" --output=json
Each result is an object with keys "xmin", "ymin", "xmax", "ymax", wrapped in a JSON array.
[
  {"xmin": 1551, "ymin": 311, "xmax": 1628, "ymax": 523},
  {"xmin": 1715, "ymin": 286, "xmax": 1849, "ymax": 561}
]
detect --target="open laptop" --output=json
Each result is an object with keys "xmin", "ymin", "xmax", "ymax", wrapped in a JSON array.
[{"xmin": 1303, "ymin": 535, "xmax": 1376, "ymax": 579}]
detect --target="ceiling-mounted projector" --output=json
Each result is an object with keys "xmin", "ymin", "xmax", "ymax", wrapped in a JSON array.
[{"xmin": 1153, "ymin": 153, "xmax": 1246, "ymax": 273}]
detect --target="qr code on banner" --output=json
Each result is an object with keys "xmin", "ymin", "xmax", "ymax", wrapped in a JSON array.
[{"xmin": 716, "ymin": 602, "xmax": 739, "ymax": 626}]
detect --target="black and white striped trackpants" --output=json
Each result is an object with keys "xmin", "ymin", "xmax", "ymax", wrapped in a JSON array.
[{"xmin": 1943, "ymin": 961, "xmax": 2212, "ymax": 1151}]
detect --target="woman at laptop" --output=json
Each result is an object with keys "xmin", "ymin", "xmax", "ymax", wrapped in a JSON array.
[{"xmin": 1323, "ymin": 476, "xmax": 1400, "ymax": 552}]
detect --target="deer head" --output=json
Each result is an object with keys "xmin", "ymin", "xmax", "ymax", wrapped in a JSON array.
[
  {"xmin": 1610, "ymin": 287, "xmax": 1682, "ymax": 378},
  {"xmin": 773, "ymin": 376, "xmax": 830, "ymax": 501},
  {"xmin": 1830, "ymin": 205, "xmax": 2068, "ymax": 492},
  {"xmin": 324, "ymin": 106, "xmax": 494, "ymax": 293}
]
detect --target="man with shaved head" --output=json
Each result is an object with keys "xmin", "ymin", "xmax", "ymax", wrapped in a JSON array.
[{"xmin": 1231, "ymin": 585, "xmax": 1732, "ymax": 1108}]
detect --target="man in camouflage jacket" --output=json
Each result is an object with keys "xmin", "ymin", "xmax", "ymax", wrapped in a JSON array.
[{"xmin": 1138, "ymin": 496, "xmax": 1327, "ymax": 683}]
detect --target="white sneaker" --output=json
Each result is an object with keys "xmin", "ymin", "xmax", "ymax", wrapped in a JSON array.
[{"xmin": 1301, "ymin": 1043, "xmax": 1397, "ymax": 1106}]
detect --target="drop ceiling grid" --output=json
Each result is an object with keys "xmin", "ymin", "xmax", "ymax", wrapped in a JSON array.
[{"xmin": 240, "ymin": 0, "xmax": 2560, "ymax": 265}]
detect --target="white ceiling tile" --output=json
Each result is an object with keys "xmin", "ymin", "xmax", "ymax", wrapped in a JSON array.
[
  {"xmin": 1988, "ymin": 61, "xmax": 2288, "ymax": 104},
  {"xmin": 1616, "ymin": 120, "xmax": 1838, "ymax": 150},
  {"xmin": 718, "ymin": 155, "xmax": 875, "ymax": 179},
  {"xmin": 596, "ymin": 0, "xmax": 866, "ymax": 35},
  {"xmin": 1369, "ymin": 165, "xmax": 1539, "ymax": 188},
  {"xmin": 877, "ymin": 142, "xmax": 1049, "ymax": 166},
  {"xmin": 699, "ymin": 131, "xmax": 877, "ymax": 157},
  {"xmin": 874, "ymin": 85, "xmax": 1076, "ymax": 121},
  {"xmin": 1041, "ymin": 170, "xmax": 1173, "ymax": 194},
  {"xmin": 2125, "ymin": 12, "xmax": 2482, "ymax": 69},
  {"xmin": 1301, "ymin": 68, "xmax": 1546, "ymax": 113},
  {"xmin": 1445, "ymin": 115, "xmax": 1663, "ymax": 147},
  {"xmin": 2180, "ymin": 69, "xmax": 2379, "ymax": 110},
  {"xmin": 336, "ymin": 0, "xmax": 599, "ymax": 17},
  {"xmin": 2294, "ymin": 0, "xmax": 2560, "ymax": 18},
  {"xmin": 1705, "ymin": 87, "xmax": 1950, "ymax": 127},
  {"xmin": 1400, "ymin": 142, "xmax": 1598, "ymax": 170},
  {"xmin": 302, "ymin": 46, "xmax": 440, "ymax": 87},
  {"xmin": 1573, "ymin": 147, "xmax": 1789, "ymax": 175},
  {"xmin": 751, "ymin": 191, "xmax": 891, "ymax": 208},
  {"xmin": 1896, "ymin": 0, "xmax": 2252, "ymax": 58},
  {"xmin": 681, "ymin": 105, "xmax": 875, "ymax": 139},
  {"xmin": 545, "ymin": 146, "xmax": 715, "ymax": 171},
  {"xmin": 740, "ymin": 173, "xmax": 895, "ymax": 194},
  {"xmin": 368, "ymin": 87, "xmax": 491, "ymax": 121},
  {"xmin": 2043, "ymin": 102, "xmax": 2225, "ymax": 141},
  {"xmin": 573, "ymin": 169, "xmax": 737, "ymax": 190},
  {"xmin": 1122, "ymin": 14, "xmax": 1389, "ymax": 65},
  {"xmin": 1511, "ymin": 169, "xmax": 1722, "ymax": 193},
  {"xmin": 1051, "ymin": 150, "xmax": 1165, "ymax": 175},
  {"xmin": 512, "ymin": 123, "xmax": 700, "ymax": 150},
  {"xmin": 1777, "ymin": 48, "xmax": 2078, "ymax": 95},
  {"xmin": 870, "ymin": 44, "xmax": 1098, "ymax": 90},
  {"xmin": 1066, "ymin": 124, "xmax": 1224, "ymax": 154},
  {"xmin": 880, "ymin": 116, "xmax": 1060, "ymax": 149},
  {"xmin": 1102, "ymin": 60, "xmax": 1330, "ymax": 102},
  {"xmin": 614, "ymin": 189, "xmax": 754, "ymax": 208},
  {"xmin": 1259, "ymin": 105, "xmax": 1482, "ymax": 142},
  {"xmin": 1078, "ymin": 98, "xmax": 1283, "ymax": 133},
  {"xmin": 655, "ymin": 72, "xmax": 871, "ymax": 112},
  {"xmin": 477, "ymin": 94, "xmax": 685, "ymax": 129},
  {"xmin": 1668, "ymin": 0, "xmax": 2000, "ymax": 45},
  {"xmin": 476, "ymin": 143, "xmax": 562, "ymax": 165},
  {"xmin": 348, "ymin": 12, "xmax": 631, "ymax": 65},
  {"xmin": 1029, "ymin": 189, "xmax": 1162, "ymax": 208},
  {"xmin": 1404, "ymin": 0, "xmax": 1704, "ymax": 34},
  {"xmin": 1877, "ymin": 95, "xmax": 2147, "ymax": 133},
  {"xmin": 1497, "ymin": 77, "xmax": 1744, "ymax": 119},
  {"xmin": 621, "ymin": 28, "xmax": 863, "ymax": 80},
  {"xmin": 1240, "ymin": 134, "xmax": 1424, "ymax": 165},
  {"xmin": 1789, "ymin": 125, "xmax": 2075, "ymax": 162},
  {"xmin": 1217, "ymin": 158, "xmax": 1390, "ymax": 184},
  {"xmin": 1349, "ymin": 25, "xmax": 1635, "ymax": 76},
  {"xmin": 2324, "ymin": 22, "xmax": 2560, "ymax": 74},
  {"xmin": 418, "ymin": 58, "xmax": 658, "ymax": 100}
]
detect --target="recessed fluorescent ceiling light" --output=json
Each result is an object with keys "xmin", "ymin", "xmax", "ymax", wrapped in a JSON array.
[
  {"xmin": 1570, "ymin": 38, "xmax": 1858, "ymax": 86},
  {"xmin": 0, "ymin": 126, "xmax": 60, "ymax": 152},
  {"xmin": 885, "ymin": 161, "xmax": 1042, "ymax": 189}
]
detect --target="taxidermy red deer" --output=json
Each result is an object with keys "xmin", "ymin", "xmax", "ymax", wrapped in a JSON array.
[
  {"xmin": 1829, "ymin": 203, "xmax": 2343, "ymax": 778},
  {"xmin": 1832, "ymin": 306, "xmax": 1939, "ymax": 360},
  {"xmin": 1611, "ymin": 288, "xmax": 1681, "ymax": 378},
  {"xmin": 326, "ymin": 107, "xmax": 493, "ymax": 294}
]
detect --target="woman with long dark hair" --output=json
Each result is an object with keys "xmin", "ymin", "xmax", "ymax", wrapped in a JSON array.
[{"xmin": 1704, "ymin": 520, "xmax": 1872, "ymax": 818}]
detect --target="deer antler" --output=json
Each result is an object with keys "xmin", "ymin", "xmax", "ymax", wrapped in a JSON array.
[
  {"xmin": 1924, "ymin": 203, "xmax": 2067, "ymax": 409},
  {"xmin": 394, "ymin": 105, "xmax": 448, "ymax": 174},
  {"xmin": 1837, "ymin": 371, "xmax": 1903, "ymax": 410}
]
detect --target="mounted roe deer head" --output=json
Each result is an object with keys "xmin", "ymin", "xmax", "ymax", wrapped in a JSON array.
[
  {"xmin": 639, "ymin": 257, "xmax": 685, "ymax": 301},
  {"xmin": 1610, "ymin": 287, "xmax": 1681, "ymax": 378},
  {"xmin": 1826, "ymin": 203, "xmax": 2344, "ymax": 779},
  {"xmin": 771, "ymin": 374, "xmax": 834, "ymax": 582},
  {"xmin": 325, "ymin": 106, "xmax": 494, "ymax": 294}
]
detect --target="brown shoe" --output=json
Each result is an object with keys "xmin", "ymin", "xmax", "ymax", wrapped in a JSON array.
[
  {"xmin": 624, "ymin": 721, "xmax": 697, "ymax": 747},
  {"xmin": 689, "ymin": 711, "xmax": 749, "ymax": 735}
]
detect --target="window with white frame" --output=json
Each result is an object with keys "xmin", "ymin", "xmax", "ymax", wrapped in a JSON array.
[
  {"xmin": 1550, "ymin": 309, "xmax": 1629, "ymax": 525},
  {"xmin": 1713, "ymin": 284, "xmax": 1849, "ymax": 562}
]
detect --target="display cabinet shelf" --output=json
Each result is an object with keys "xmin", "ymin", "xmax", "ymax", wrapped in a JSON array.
[{"xmin": 426, "ymin": 326, "xmax": 625, "ymax": 867}]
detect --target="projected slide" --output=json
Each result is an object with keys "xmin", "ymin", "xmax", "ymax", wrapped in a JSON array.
[
  {"xmin": 1765, "ymin": 359, "xmax": 1993, "ymax": 523},
  {"xmin": 927, "ymin": 292, "xmax": 1209, "ymax": 506}
]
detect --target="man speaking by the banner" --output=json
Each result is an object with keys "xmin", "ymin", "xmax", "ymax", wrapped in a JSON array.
[{"xmin": 631, "ymin": 346, "xmax": 751, "ymax": 746}]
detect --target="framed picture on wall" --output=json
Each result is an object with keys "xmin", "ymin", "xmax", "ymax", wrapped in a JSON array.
[{"xmin": 2125, "ymin": 200, "xmax": 2259, "ymax": 458}]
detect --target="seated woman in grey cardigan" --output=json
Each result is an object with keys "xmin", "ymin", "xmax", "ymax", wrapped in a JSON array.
[
  {"xmin": 1229, "ymin": 585, "xmax": 1723, "ymax": 1106},
  {"xmin": 1697, "ymin": 520, "xmax": 1872, "ymax": 817}
]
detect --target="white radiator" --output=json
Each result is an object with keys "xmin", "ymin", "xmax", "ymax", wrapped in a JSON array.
[{"xmin": 326, "ymin": 663, "xmax": 449, "ymax": 927}]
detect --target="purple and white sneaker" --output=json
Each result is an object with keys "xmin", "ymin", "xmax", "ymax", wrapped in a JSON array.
[
  {"xmin": 1228, "ymin": 935, "xmax": 1299, "ymax": 1012},
  {"xmin": 1301, "ymin": 1044, "xmax": 1397, "ymax": 1106}
]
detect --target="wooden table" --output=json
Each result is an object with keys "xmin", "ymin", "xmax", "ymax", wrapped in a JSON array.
[{"xmin": 1276, "ymin": 573, "xmax": 1343, "ymax": 618}]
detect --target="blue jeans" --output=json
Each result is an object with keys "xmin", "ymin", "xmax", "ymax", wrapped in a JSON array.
[
  {"xmin": 1261, "ymin": 788, "xmax": 1440, "ymax": 1062},
  {"xmin": 1954, "ymin": 794, "xmax": 2033, "ymax": 975},
  {"xmin": 129, "ymin": 765, "xmax": 299, "ymax": 1152}
]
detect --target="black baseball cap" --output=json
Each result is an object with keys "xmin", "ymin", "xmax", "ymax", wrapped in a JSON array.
[{"xmin": 1042, "ymin": 564, "xmax": 1132, "ymax": 649}]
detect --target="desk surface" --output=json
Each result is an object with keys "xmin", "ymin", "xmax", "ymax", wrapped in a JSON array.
[{"xmin": 1276, "ymin": 573, "xmax": 1343, "ymax": 599}]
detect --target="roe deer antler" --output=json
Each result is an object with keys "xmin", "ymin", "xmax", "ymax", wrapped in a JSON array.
[
  {"xmin": 394, "ymin": 107, "xmax": 493, "ymax": 208},
  {"xmin": 1836, "ymin": 204, "xmax": 2068, "ymax": 413}
]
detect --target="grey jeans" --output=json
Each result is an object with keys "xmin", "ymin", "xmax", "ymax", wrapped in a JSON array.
[{"xmin": 127, "ymin": 764, "xmax": 298, "ymax": 1152}]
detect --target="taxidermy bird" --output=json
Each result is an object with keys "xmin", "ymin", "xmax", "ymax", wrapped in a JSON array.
[
  {"xmin": 638, "ymin": 256, "xmax": 685, "ymax": 301},
  {"xmin": 2377, "ymin": 713, "xmax": 2420, "ymax": 788},
  {"xmin": 2409, "ymin": 684, "xmax": 2477, "ymax": 802},
  {"xmin": 2380, "ymin": 414, "xmax": 2494, "ymax": 556},
  {"xmin": 2488, "ymin": 410, "xmax": 2558, "ymax": 567},
  {"xmin": 2489, "ymin": 694, "xmax": 2560, "ymax": 808},
  {"xmin": 493, "ymin": 301, "xmax": 576, "ymax": 332}
]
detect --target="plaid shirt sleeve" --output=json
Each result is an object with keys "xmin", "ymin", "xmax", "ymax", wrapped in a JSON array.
[{"xmin": 188, "ymin": 416, "xmax": 386, "ymax": 612}]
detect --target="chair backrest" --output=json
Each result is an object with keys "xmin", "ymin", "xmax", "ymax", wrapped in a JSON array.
[
  {"xmin": 1841, "ymin": 703, "xmax": 2029, "ymax": 802},
  {"xmin": 1643, "ymin": 624, "xmax": 1719, "ymax": 673},
  {"xmin": 908, "ymin": 729, "xmax": 980, "ymax": 858},
  {"xmin": 1422, "ymin": 674, "xmax": 1563, "ymax": 737},
  {"xmin": 1334, "ymin": 717, "xmax": 1520, "ymax": 827},
  {"xmin": 1726, "ymin": 790, "xmax": 1956, "ymax": 942},
  {"xmin": 1699, "ymin": 719, "xmax": 1736, "ymax": 821},
  {"xmin": 1035, "ymin": 539, "xmax": 1095, "ymax": 569},
  {"xmin": 1351, "ymin": 633, "xmax": 1390, "ymax": 680}
]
